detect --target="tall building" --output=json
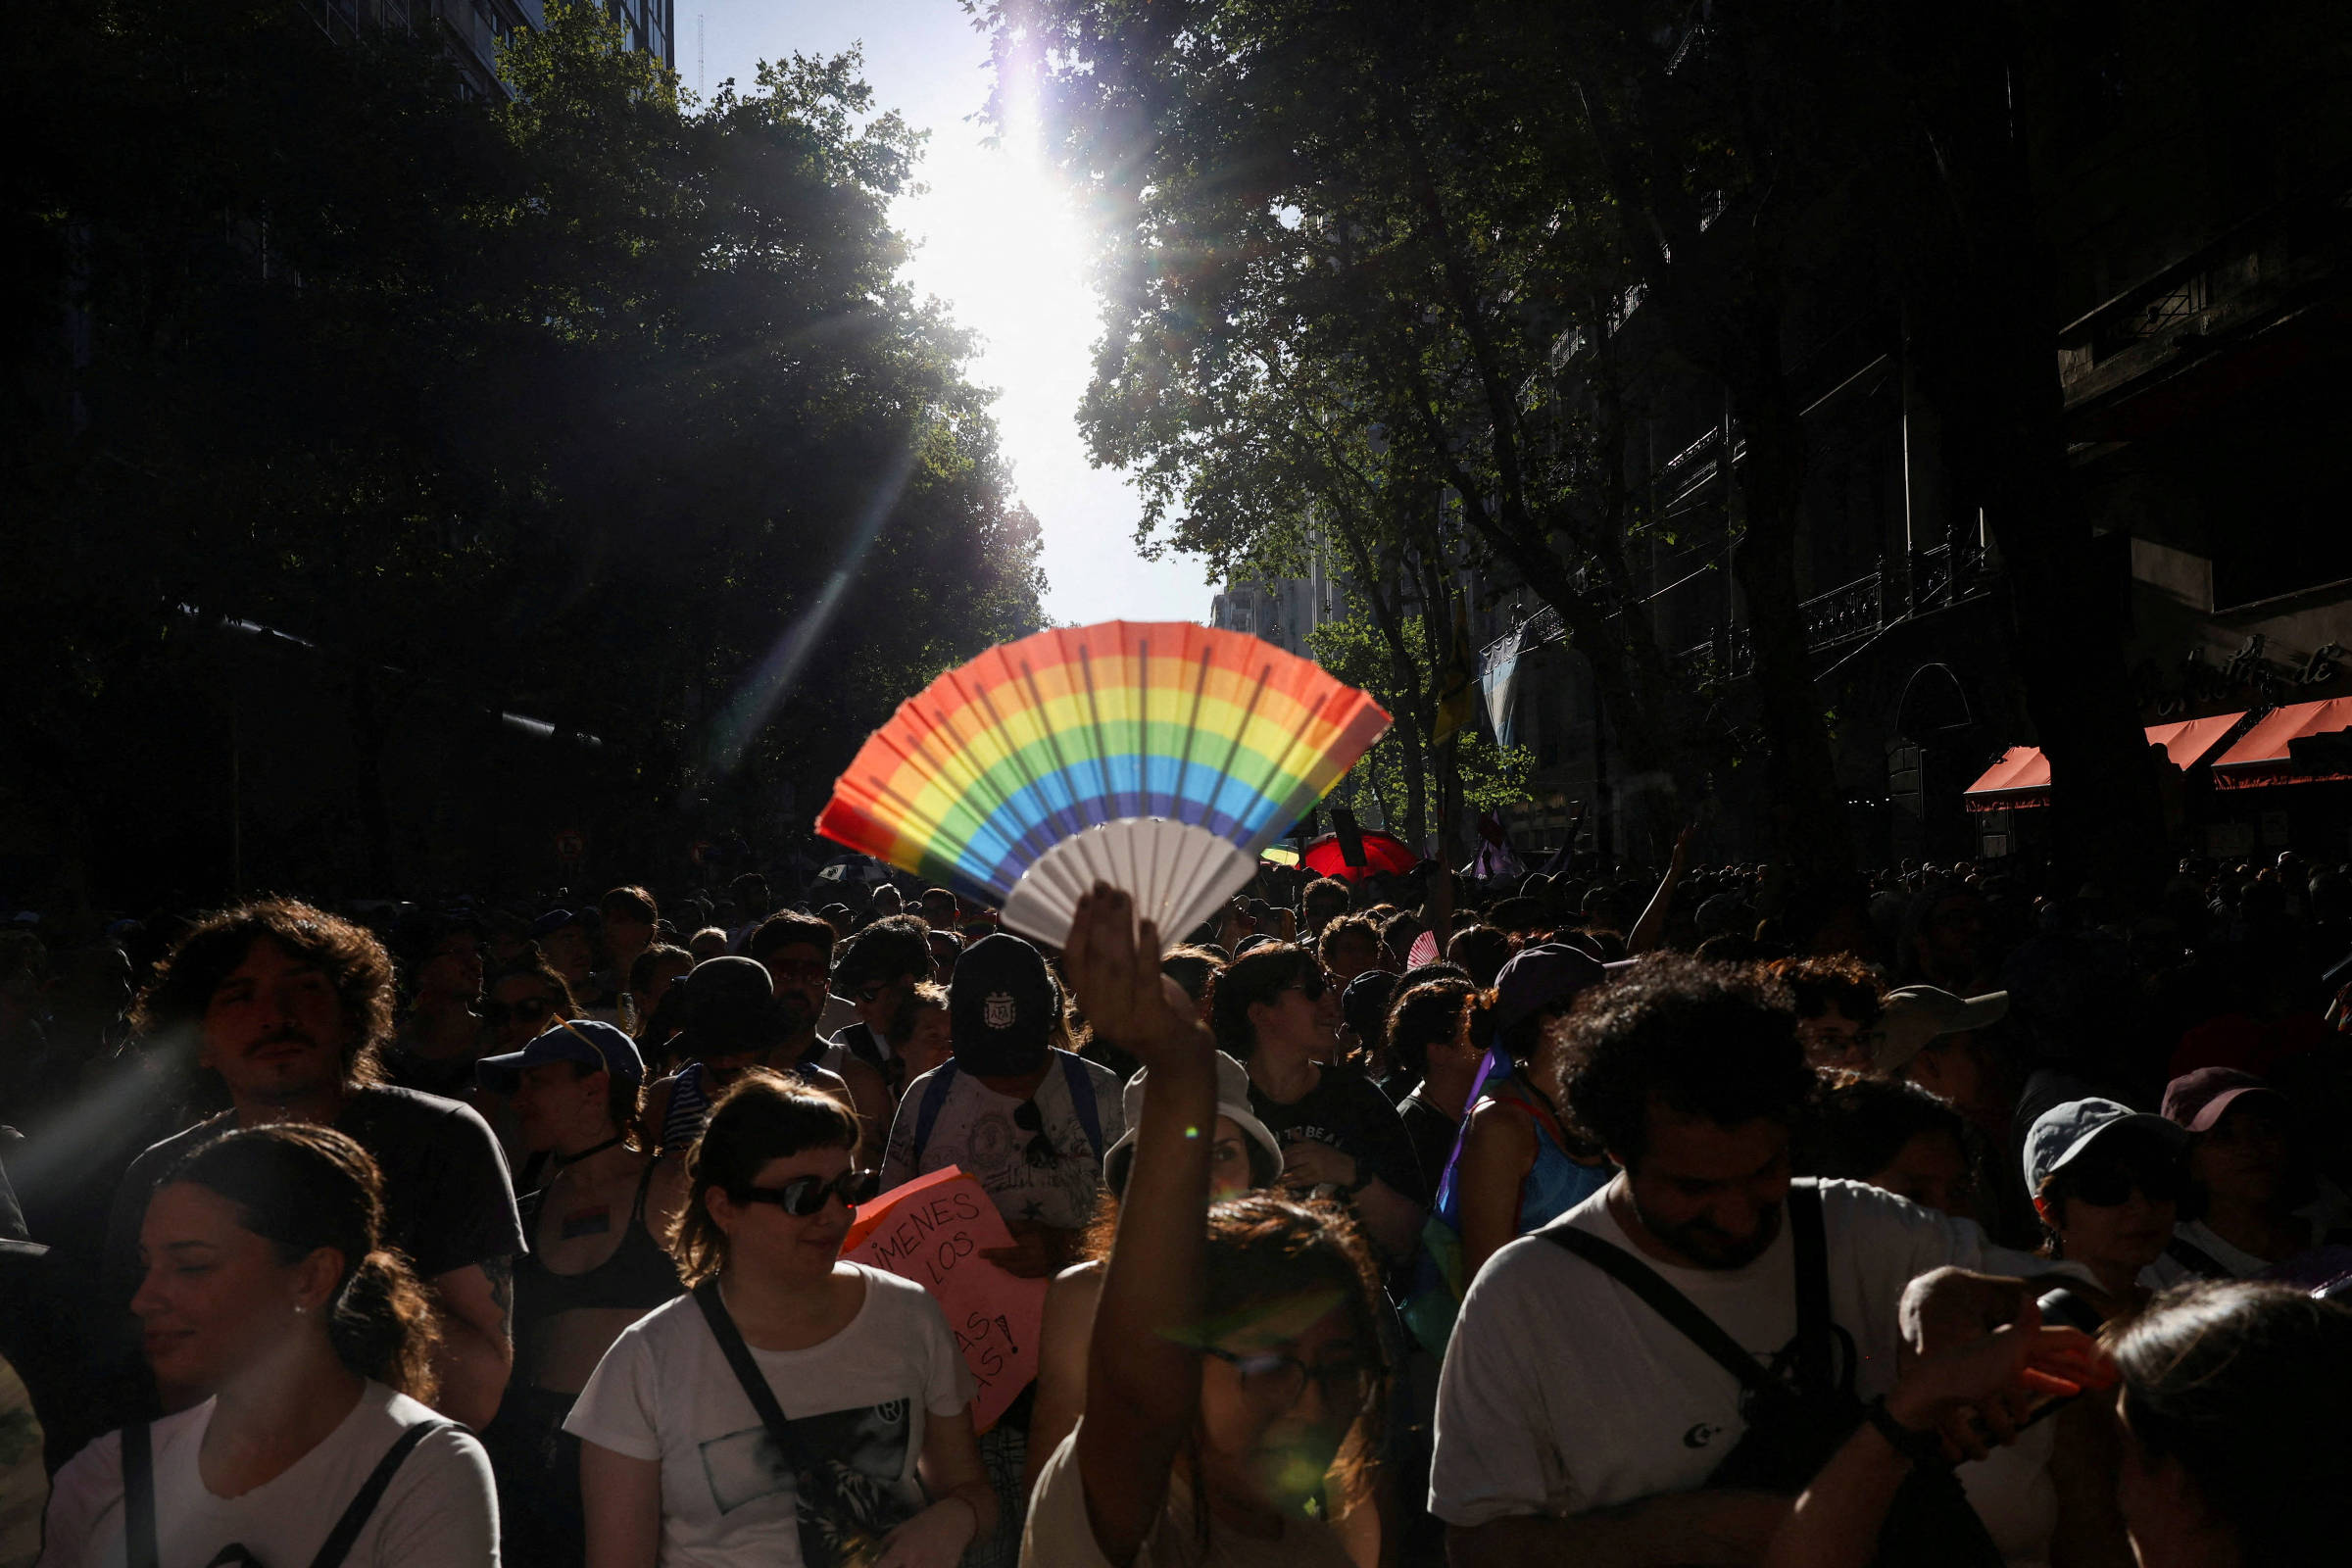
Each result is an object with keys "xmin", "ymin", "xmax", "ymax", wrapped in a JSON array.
[
  {"xmin": 601, "ymin": 0, "xmax": 675, "ymax": 66},
  {"xmin": 308, "ymin": 1, "xmax": 673, "ymax": 101},
  {"xmin": 1208, "ymin": 551, "xmax": 1348, "ymax": 660}
]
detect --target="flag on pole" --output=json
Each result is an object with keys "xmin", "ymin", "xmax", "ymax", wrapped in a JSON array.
[{"xmin": 1431, "ymin": 593, "xmax": 1478, "ymax": 747}]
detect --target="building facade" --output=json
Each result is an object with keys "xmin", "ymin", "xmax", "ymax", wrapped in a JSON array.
[
  {"xmin": 1478, "ymin": 2, "xmax": 2352, "ymax": 873},
  {"xmin": 309, "ymin": 0, "xmax": 673, "ymax": 100}
]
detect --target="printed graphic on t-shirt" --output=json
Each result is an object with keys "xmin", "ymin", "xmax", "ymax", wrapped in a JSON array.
[
  {"xmin": 884, "ymin": 1065, "xmax": 1123, "ymax": 1231},
  {"xmin": 698, "ymin": 1398, "xmax": 912, "ymax": 1525}
]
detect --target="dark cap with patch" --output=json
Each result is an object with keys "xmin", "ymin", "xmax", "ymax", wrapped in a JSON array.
[{"xmin": 949, "ymin": 933, "xmax": 1057, "ymax": 1061}]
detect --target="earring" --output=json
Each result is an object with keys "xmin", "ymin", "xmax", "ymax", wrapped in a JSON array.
[{"xmin": 292, "ymin": 1303, "xmax": 308, "ymax": 1316}]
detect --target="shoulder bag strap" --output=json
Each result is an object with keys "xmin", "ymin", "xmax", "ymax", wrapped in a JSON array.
[
  {"xmin": 1059, "ymin": 1052, "xmax": 1104, "ymax": 1158},
  {"xmin": 2164, "ymin": 1234, "xmax": 2234, "ymax": 1280},
  {"xmin": 911, "ymin": 1061, "xmax": 959, "ymax": 1167},
  {"xmin": 122, "ymin": 1421, "xmax": 159, "ymax": 1568},
  {"xmin": 305, "ymin": 1420, "xmax": 450, "ymax": 1568},
  {"xmin": 1539, "ymin": 1225, "xmax": 1772, "ymax": 1396},
  {"xmin": 691, "ymin": 1281, "xmax": 843, "ymax": 1568},
  {"xmin": 1788, "ymin": 1181, "xmax": 1838, "ymax": 1396}
]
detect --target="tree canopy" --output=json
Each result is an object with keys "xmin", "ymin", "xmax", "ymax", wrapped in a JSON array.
[{"xmin": 1, "ymin": 2, "xmax": 1044, "ymax": 906}]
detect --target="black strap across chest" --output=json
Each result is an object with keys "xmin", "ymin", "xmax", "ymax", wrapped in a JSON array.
[
  {"xmin": 1539, "ymin": 1179, "xmax": 1835, "ymax": 1399},
  {"xmin": 690, "ymin": 1279, "xmax": 860, "ymax": 1568},
  {"xmin": 122, "ymin": 1413, "xmax": 449, "ymax": 1568}
]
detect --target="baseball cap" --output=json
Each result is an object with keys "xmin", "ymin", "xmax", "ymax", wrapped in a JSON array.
[
  {"xmin": 2023, "ymin": 1097, "xmax": 2188, "ymax": 1196},
  {"xmin": 476, "ymin": 1018, "xmax": 646, "ymax": 1094},
  {"xmin": 1101, "ymin": 1052, "xmax": 1283, "ymax": 1196},
  {"xmin": 949, "ymin": 933, "xmax": 1057, "ymax": 1057},
  {"xmin": 1342, "ymin": 970, "xmax": 1399, "ymax": 1043},
  {"xmin": 1871, "ymin": 986, "xmax": 2010, "ymax": 1075},
  {"xmin": 683, "ymin": 956, "xmax": 783, "ymax": 1054},
  {"xmin": 2161, "ymin": 1066, "xmax": 2288, "ymax": 1134},
  {"xmin": 1493, "ymin": 943, "xmax": 1604, "ymax": 1036},
  {"xmin": 529, "ymin": 906, "xmax": 598, "ymax": 941}
]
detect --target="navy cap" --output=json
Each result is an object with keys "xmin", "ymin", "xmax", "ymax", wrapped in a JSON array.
[
  {"xmin": 477, "ymin": 1018, "xmax": 646, "ymax": 1094},
  {"xmin": 950, "ymin": 933, "xmax": 1057, "ymax": 1056},
  {"xmin": 1494, "ymin": 943, "xmax": 1604, "ymax": 1035}
]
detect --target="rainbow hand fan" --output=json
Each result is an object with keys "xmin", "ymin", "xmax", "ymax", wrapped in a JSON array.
[{"xmin": 815, "ymin": 621, "xmax": 1392, "ymax": 948}]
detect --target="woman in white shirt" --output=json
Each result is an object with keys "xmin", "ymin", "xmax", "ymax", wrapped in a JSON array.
[
  {"xmin": 567, "ymin": 1069, "xmax": 992, "ymax": 1568},
  {"xmin": 39, "ymin": 1124, "xmax": 497, "ymax": 1567}
]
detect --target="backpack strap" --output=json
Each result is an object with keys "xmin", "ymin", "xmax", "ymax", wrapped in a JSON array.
[
  {"xmin": 911, "ymin": 1061, "xmax": 959, "ymax": 1167},
  {"xmin": 2164, "ymin": 1234, "xmax": 2235, "ymax": 1281},
  {"xmin": 305, "ymin": 1420, "xmax": 450, "ymax": 1568},
  {"xmin": 1059, "ymin": 1052, "xmax": 1104, "ymax": 1159},
  {"xmin": 1539, "ymin": 1224, "xmax": 1773, "ymax": 1397},
  {"xmin": 122, "ymin": 1421, "xmax": 159, "ymax": 1568}
]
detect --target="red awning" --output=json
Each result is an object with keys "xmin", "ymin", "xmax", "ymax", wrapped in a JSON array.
[
  {"xmin": 2147, "ymin": 711, "xmax": 2249, "ymax": 771},
  {"xmin": 2212, "ymin": 697, "xmax": 2352, "ymax": 786},
  {"xmin": 1964, "ymin": 746, "xmax": 2050, "ymax": 798},
  {"xmin": 1964, "ymin": 712, "xmax": 2247, "ymax": 803}
]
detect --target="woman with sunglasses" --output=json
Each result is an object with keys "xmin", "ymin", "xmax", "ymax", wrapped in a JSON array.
[
  {"xmin": 484, "ymin": 959, "xmax": 582, "ymax": 1057},
  {"xmin": 568, "ymin": 1070, "xmax": 992, "ymax": 1568},
  {"xmin": 1036, "ymin": 887, "xmax": 1389, "ymax": 1568},
  {"xmin": 2024, "ymin": 1098, "xmax": 2192, "ymax": 1319},
  {"xmin": 1208, "ymin": 945, "xmax": 1427, "ymax": 1262},
  {"xmin": 475, "ymin": 958, "xmax": 583, "ymax": 1168},
  {"xmin": 2007, "ymin": 1099, "xmax": 2194, "ymax": 1568}
]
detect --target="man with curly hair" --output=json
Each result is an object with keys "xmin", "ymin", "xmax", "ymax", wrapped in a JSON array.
[
  {"xmin": 101, "ymin": 899, "xmax": 524, "ymax": 1430},
  {"xmin": 1433, "ymin": 956, "xmax": 2072, "ymax": 1567}
]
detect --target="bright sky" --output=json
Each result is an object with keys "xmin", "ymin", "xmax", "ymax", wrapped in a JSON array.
[{"xmin": 691, "ymin": 0, "xmax": 1211, "ymax": 626}]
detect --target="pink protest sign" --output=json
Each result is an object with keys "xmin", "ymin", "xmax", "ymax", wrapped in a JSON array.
[{"xmin": 843, "ymin": 1166, "xmax": 1049, "ymax": 1432}]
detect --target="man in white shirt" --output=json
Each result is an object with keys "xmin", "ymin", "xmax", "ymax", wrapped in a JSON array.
[{"xmin": 1433, "ymin": 956, "xmax": 2062, "ymax": 1567}]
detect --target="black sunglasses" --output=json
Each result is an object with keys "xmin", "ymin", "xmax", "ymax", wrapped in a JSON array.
[
  {"xmin": 2063, "ymin": 1152, "xmax": 2187, "ymax": 1208},
  {"xmin": 1013, "ymin": 1101, "xmax": 1058, "ymax": 1168},
  {"xmin": 734, "ymin": 1168, "xmax": 882, "ymax": 1217},
  {"xmin": 482, "ymin": 996, "xmax": 557, "ymax": 1027},
  {"xmin": 1285, "ymin": 968, "xmax": 1332, "ymax": 1003}
]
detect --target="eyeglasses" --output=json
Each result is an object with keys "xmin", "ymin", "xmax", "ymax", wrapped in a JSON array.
[
  {"xmin": 734, "ymin": 1168, "xmax": 883, "ymax": 1217},
  {"xmin": 768, "ymin": 959, "xmax": 831, "ymax": 982},
  {"xmin": 483, "ymin": 996, "xmax": 557, "ymax": 1027},
  {"xmin": 2063, "ymin": 1152, "xmax": 2187, "ymax": 1207},
  {"xmin": 1285, "ymin": 969, "xmax": 1333, "ymax": 1003},
  {"xmin": 1013, "ymin": 1100, "xmax": 1058, "ymax": 1168},
  {"xmin": 1202, "ymin": 1346, "xmax": 1378, "ymax": 1414}
]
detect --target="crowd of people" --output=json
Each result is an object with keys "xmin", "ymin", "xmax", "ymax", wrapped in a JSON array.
[{"xmin": 1, "ymin": 845, "xmax": 2349, "ymax": 1567}]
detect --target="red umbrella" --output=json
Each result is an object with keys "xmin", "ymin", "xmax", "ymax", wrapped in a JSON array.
[{"xmin": 1298, "ymin": 829, "xmax": 1420, "ymax": 882}]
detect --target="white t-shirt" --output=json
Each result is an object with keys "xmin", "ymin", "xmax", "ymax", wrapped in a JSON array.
[
  {"xmin": 2140, "ymin": 1185, "xmax": 2352, "ymax": 1289},
  {"xmin": 816, "ymin": 996, "xmax": 863, "ymax": 1042},
  {"xmin": 1428, "ymin": 1177, "xmax": 2057, "ymax": 1527},
  {"xmin": 37, "ymin": 1383, "xmax": 495, "ymax": 1568},
  {"xmin": 564, "ymin": 1266, "xmax": 973, "ymax": 1568},
  {"xmin": 880, "ymin": 1054, "xmax": 1125, "ymax": 1231},
  {"xmin": 1020, "ymin": 1426, "xmax": 1356, "ymax": 1568}
]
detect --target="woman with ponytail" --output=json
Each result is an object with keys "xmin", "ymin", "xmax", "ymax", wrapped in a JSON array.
[{"xmin": 39, "ymin": 1124, "xmax": 498, "ymax": 1566}]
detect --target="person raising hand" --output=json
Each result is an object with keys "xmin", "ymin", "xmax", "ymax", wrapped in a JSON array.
[{"xmin": 1034, "ymin": 887, "xmax": 1389, "ymax": 1568}]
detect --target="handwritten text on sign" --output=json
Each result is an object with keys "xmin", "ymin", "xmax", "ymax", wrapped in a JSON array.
[{"xmin": 843, "ymin": 1166, "xmax": 1048, "ymax": 1432}]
